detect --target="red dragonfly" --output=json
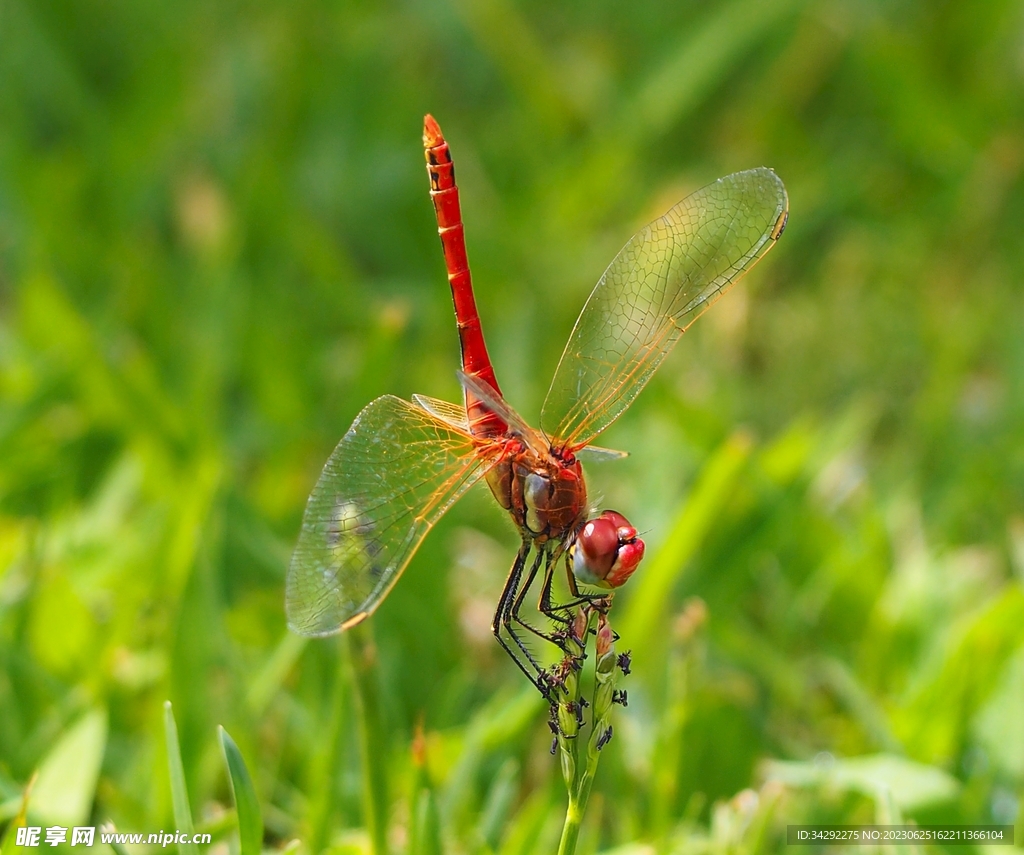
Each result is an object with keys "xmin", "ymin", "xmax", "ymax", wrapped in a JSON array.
[{"xmin": 287, "ymin": 115, "xmax": 788, "ymax": 692}]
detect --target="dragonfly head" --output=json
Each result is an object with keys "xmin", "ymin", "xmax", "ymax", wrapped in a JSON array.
[{"xmin": 570, "ymin": 510, "xmax": 645, "ymax": 589}]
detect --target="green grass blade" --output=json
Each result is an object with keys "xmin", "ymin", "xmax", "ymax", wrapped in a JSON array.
[
  {"xmin": 876, "ymin": 785, "xmax": 922, "ymax": 855},
  {"xmin": 408, "ymin": 724, "xmax": 442, "ymax": 855},
  {"xmin": 107, "ymin": 840, "xmax": 132, "ymax": 855},
  {"xmin": 305, "ymin": 638, "xmax": 349, "ymax": 855},
  {"xmin": 409, "ymin": 786, "xmax": 442, "ymax": 855},
  {"xmin": 441, "ymin": 684, "xmax": 543, "ymax": 827},
  {"xmin": 495, "ymin": 788, "xmax": 554, "ymax": 855},
  {"xmin": 163, "ymin": 702, "xmax": 199, "ymax": 855},
  {"xmin": 623, "ymin": 0, "xmax": 803, "ymax": 140},
  {"xmin": 99, "ymin": 823, "xmax": 133, "ymax": 855},
  {"xmin": 649, "ymin": 600, "xmax": 704, "ymax": 841},
  {"xmin": 246, "ymin": 631, "xmax": 307, "ymax": 716},
  {"xmin": 348, "ymin": 624, "xmax": 389, "ymax": 855},
  {"xmin": 0, "ymin": 772, "xmax": 36, "ymax": 855},
  {"xmin": 620, "ymin": 430, "xmax": 753, "ymax": 660},
  {"xmin": 218, "ymin": 726, "xmax": 264, "ymax": 855},
  {"xmin": 478, "ymin": 758, "xmax": 519, "ymax": 852},
  {"xmin": 31, "ymin": 708, "xmax": 108, "ymax": 828}
]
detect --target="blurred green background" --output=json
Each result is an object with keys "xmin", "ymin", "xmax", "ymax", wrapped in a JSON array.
[{"xmin": 2, "ymin": 0, "xmax": 1024, "ymax": 852}]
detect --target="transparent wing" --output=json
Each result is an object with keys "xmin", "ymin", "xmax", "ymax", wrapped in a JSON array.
[
  {"xmin": 576, "ymin": 445, "xmax": 629, "ymax": 462},
  {"xmin": 287, "ymin": 395, "xmax": 490, "ymax": 636},
  {"xmin": 412, "ymin": 393, "xmax": 470, "ymax": 432},
  {"xmin": 542, "ymin": 168, "xmax": 788, "ymax": 449}
]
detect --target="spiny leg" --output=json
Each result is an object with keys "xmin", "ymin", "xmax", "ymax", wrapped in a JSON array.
[
  {"xmin": 502, "ymin": 546, "xmax": 551, "ymax": 665},
  {"xmin": 536, "ymin": 549, "xmax": 609, "ymax": 620},
  {"xmin": 536, "ymin": 552, "xmax": 572, "ymax": 625},
  {"xmin": 491, "ymin": 541, "xmax": 550, "ymax": 694},
  {"xmin": 511, "ymin": 547, "xmax": 571, "ymax": 646}
]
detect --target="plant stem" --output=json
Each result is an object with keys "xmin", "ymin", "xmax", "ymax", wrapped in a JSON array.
[
  {"xmin": 348, "ymin": 623, "xmax": 390, "ymax": 855},
  {"xmin": 555, "ymin": 608, "xmax": 621, "ymax": 855},
  {"xmin": 557, "ymin": 791, "xmax": 585, "ymax": 855},
  {"xmin": 307, "ymin": 639, "xmax": 349, "ymax": 855}
]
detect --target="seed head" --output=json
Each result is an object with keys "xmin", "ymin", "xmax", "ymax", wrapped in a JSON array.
[
  {"xmin": 617, "ymin": 651, "xmax": 632, "ymax": 676},
  {"xmin": 573, "ymin": 607, "xmax": 588, "ymax": 643},
  {"xmin": 596, "ymin": 613, "xmax": 614, "ymax": 658}
]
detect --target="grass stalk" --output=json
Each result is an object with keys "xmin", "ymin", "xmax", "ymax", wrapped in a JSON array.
[
  {"xmin": 162, "ymin": 702, "xmax": 199, "ymax": 855},
  {"xmin": 348, "ymin": 622, "xmax": 390, "ymax": 855},
  {"xmin": 306, "ymin": 639, "xmax": 349, "ymax": 855},
  {"xmin": 555, "ymin": 608, "xmax": 625, "ymax": 855}
]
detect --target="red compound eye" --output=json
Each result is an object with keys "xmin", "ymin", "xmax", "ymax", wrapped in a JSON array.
[{"xmin": 571, "ymin": 510, "xmax": 646, "ymax": 589}]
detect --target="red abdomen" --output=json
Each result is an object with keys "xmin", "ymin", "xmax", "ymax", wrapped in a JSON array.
[{"xmin": 423, "ymin": 115, "xmax": 505, "ymax": 439}]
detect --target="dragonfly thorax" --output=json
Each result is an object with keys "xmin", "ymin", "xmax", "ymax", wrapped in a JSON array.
[{"xmin": 485, "ymin": 446, "xmax": 587, "ymax": 544}]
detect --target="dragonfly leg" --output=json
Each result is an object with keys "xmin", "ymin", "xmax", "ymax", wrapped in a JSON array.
[
  {"xmin": 505, "ymin": 547, "xmax": 563, "ymax": 655},
  {"xmin": 535, "ymin": 551, "xmax": 611, "ymax": 618},
  {"xmin": 492, "ymin": 542, "xmax": 553, "ymax": 696},
  {"xmin": 511, "ymin": 548, "xmax": 573, "ymax": 645},
  {"xmin": 566, "ymin": 557, "xmax": 581, "ymax": 598},
  {"xmin": 534, "ymin": 553, "xmax": 573, "ymax": 625}
]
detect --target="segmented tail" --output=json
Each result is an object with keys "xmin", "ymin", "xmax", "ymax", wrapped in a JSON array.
[{"xmin": 423, "ymin": 115, "xmax": 506, "ymax": 438}]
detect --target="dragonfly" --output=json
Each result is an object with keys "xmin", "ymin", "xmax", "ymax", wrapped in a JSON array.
[{"xmin": 287, "ymin": 115, "xmax": 788, "ymax": 694}]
